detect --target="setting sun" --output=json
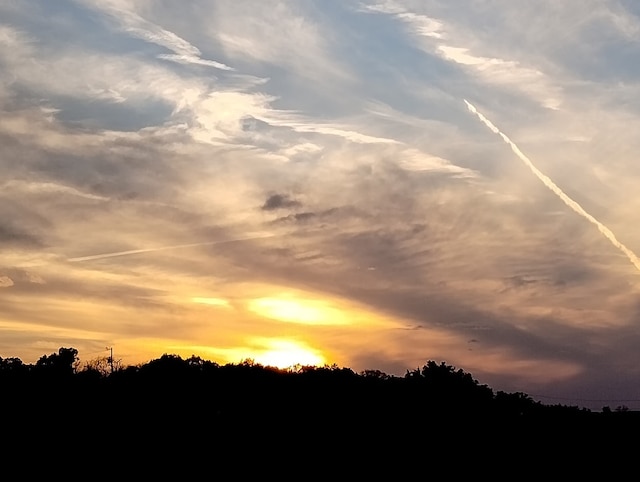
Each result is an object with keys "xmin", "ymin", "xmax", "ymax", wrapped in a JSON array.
[
  {"xmin": 252, "ymin": 339, "xmax": 326, "ymax": 368},
  {"xmin": 176, "ymin": 338, "xmax": 327, "ymax": 370}
]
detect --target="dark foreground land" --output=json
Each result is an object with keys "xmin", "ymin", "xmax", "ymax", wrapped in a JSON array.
[{"xmin": 1, "ymin": 347, "xmax": 638, "ymax": 475}]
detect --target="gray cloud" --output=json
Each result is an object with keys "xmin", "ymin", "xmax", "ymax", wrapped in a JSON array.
[
  {"xmin": 261, "ymin": 193, "xmax": 302, "ymax": 211},
  {"xmin": 276, "ymin": 212, "xmax": 317, "ymax": 223},
  {"xmin": 0, "ymin": 223, "xmax": 43, "ymax": 248}
]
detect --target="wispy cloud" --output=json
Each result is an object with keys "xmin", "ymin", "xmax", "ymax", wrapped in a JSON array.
[
  {"xmin": 465, "ymin": 99, "xmax": 640, "ymax": 273},
  {"xmin": 281, "ymin": 124, "xmax": 400, "ymax": 145},
  {"xmin": 396, "ymin": 11, "xmax": 446, "ymax": 39},
  {"xmin": 363, "ymin": 1, "xmax": 562, "ymax": 109},
  {"xmin": 75, "ymin": 0, "xmax": 234, "ymax": 71},
  {"xmin": 397, "ymin": 148, "xmax": 476, "ymax": 177},
  {"xmin": 2, "ymin": 180, "xmax": 110, "ymax": 201},
  {"xmin": 440, "ymin": 47, "xmax": 561, "ymax": 110},
  {"xmin": 67, "ymin": 233, "xmax": 275, "ymax": 263},
  {"xmin": 212, "ymin": 1, "xmax": 348, "ymax": 82}
]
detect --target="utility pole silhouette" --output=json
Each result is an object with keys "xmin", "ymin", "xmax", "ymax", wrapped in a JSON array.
[{"xmin": 106, "ymin": 346, "xmax": 114, "ymax": 374}]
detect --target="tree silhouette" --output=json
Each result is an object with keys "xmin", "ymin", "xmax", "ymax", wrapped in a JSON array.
[
  {"xmin": 4, "ymin": 346, "xmax": 638, "ymax": 475},
  {"xmin": 0, "ymin": 356, "xmax": 27, "ymax": 375},
  {"xmin": 83, "ymin": 355, "xmax": 123, "ymax": 376},
  {"xmin": 403, "ymin": 360, "xmax": 494, "ymax": 414},
  {"xmin": 35, "ymin": 347, "xmax": 79, "ymax": 377}
]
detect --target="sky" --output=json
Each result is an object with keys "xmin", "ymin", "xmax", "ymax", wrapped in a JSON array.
[{"xmin": 2, "ymin": 0, "xmax": 640, "ymax": 410}]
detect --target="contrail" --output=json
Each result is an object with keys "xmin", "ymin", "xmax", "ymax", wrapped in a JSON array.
[
  {"xmin": 464, "ymin": 99, "xmax": 640, "ymax": 273},
  {"xmin": 68, "ymin": 233, "xmax": 275, "ymax": 262}
]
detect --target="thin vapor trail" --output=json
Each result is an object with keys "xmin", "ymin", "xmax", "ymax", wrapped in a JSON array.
[
  {"xmin": 68, "ymin": 233, "xmax": 275, "ymax": 262},
  {"xmin": 464, "ymin": 99, "xmax": 640, "ymax": 273}
]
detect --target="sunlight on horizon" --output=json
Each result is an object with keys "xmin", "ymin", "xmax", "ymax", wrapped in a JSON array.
[
  {"xmin": 171, "ymin": 338, "xmax": 327, "ymax": 370},
  {"xmin": 251, "ymin": 339, "xmax": 326, "ymax": 368}
]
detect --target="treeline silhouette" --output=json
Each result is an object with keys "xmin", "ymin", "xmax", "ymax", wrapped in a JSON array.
[{"xmin": 2, "ymin": 346, "xmax": 638, "ymax": 468}]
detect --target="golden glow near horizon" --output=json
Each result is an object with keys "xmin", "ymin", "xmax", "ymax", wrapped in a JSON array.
[
  {"xmin": 173, "ymin": 287, "xmax": 406, "ymax": 370},
  {"xmin": 248, "ymin": 296, "xmax": 351, "ymax": 325},
  {"xmin": 251, "ymin": 338, "xmax": 326, "ymax": 368},
  {"xmin": 174, "ymin": 337, "xmax": 326, "ymax": 369},
  {"xmin": 191, "ymin": 297, "xmax": 231, "ymax": 308}
]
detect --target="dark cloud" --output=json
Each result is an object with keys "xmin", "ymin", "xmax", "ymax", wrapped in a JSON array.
[
  {"xmin": 0, "ymin": 196, "xmax": 51, "ymax": 248},
  {"xmin": 0, "ymin": 223, "xmax": 43, "ymax": 248},
  {"xmin": 273, "ymin": 207, "xmax": 343, "ymax": 224},
  {"xmin": 0, "ymin": 116, "xmax": 192, "ymax": 206},
  {"xmin": 276, "ymin": 211, "xmax": 317, "ymax": 223},
  {"xmin": 54, "ymin": 95, "xmax": 175, "ymax": 132},
  {"xmin": 261, "ymin": 193, "xmax": 302, "ymax": 211},
  {"xmin": 506, "ymin": 275, "xmax": 541, "ymax": 287},
  {"xmin": 205, "ymin": 207, "xmax": 624, "ymax": 382}
]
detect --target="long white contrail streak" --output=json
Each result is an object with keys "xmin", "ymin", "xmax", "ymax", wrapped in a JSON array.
[
  {"xmin": 68, "ymin": 233, "xmax": 275, "ymax": 262},
  {"xmin": 464, "ymin": 99, "xmax": 640, "ymax": 273}
]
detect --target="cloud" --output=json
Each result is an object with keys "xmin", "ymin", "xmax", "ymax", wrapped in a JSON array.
[
  {"xmin": 0, "ymin": 223, "xmax": 43, "ymax": 248},
  {"xmin": 0, "ymin": 24, "xmax": 33, "ymax": 58},
  {"xmin": 396, "ymin": 11, "xmax": 446, "ymax": 39},
  {"xmin": 286, "ymin": 125, "xmax": 400, "ymax": 144},
  {"xmin": 397, "ymin": 148, "xmax": 476, "ymax": 177},
  {"xmin": 211, "ymin": 1, "xmax": 348, "ymax": 81},
  {"xmin": 67, "ymin": 233, "xmax": 274, "ymax": 263},
  {"xmin": 275, "ymin": 212, "xmax": 318, "ymax": 224},
  {"xmin": 0, "ymin": 37, "xmax": 200, "ymax": 124},
  {"xmin": 261, "ymin": 194, "xmax": 302, "ymax": 211},
  {"xmin": 465, "ymin": 98, "xmax": 640, "ymax": 274},
  {"xmin": 249, "ymin": 107, "xmax": 402, "ymax": 145},
  {"xmin": 76, "ymin": 0, "xmax": 234, "ymax": 71},
  {"xmin": 2, "ymin": 180, "xmax": 110, "ymax": 201},
  {"xmin": 156, "ymin": 54, "xmax": 232, "ymax": 70},
  {"xmin": 363, "ymin": 1, "xmax": 562, "ymax": 109},
  {"xmin": 438, "ymin": 46, "xmax": 561, "ymax": 110},
  {"xmin": 0, "ymin": 276, "xmax": 14, "ymax": 288}
]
